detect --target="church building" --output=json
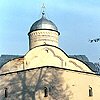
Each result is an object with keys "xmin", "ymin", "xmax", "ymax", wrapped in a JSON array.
[{"xmin": 0, "ymin": 10, "xmax": 100, "ymax": 100}]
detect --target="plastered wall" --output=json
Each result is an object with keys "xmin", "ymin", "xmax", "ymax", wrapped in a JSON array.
[
  {"xmin": 28, "ymin": 30, "xmax": 59, "ymax": 49},
  {"xmin": 0, "ymin": 67, "xmax": 100, "ymax": 100}
]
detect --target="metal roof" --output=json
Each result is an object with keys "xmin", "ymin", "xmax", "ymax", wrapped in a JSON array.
[{"xmin": 30, "ymin": 16, "xmax": 58, "ymax": 32}]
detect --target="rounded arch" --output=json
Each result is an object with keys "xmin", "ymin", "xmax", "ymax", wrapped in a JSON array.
[{"xmin": 24, "ymin": 45, "xmax": 93, "ymax": 73}]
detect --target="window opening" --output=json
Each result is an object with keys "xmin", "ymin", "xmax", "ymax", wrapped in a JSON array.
[
  {"xmin": 89, "ymin": 86, "xmax": 93, "ymax": 97},
  {"xmin": 5, "ymin": 88, "xmax": 8, "ymax": 98},
  {"xmin": 44, "ymin": 87, "xmax": 48, "ymax": 97}
]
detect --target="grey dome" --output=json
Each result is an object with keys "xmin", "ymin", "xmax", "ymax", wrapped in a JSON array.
[{"xmin": 30, "ymin": 16, "xmax": 58, "ymax": 32}]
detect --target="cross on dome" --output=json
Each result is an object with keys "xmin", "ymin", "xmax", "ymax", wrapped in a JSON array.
[{"xmin": 42, "ymin": 3, "xmax": 46, "ymax": 17}]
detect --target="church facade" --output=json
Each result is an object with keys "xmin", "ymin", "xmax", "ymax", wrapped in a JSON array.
[{"xmin": 0, "ymin": 12, "xmax": 100, "ymax": 100}]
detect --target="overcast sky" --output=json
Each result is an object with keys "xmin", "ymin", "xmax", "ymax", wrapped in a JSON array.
[{"xmin": 0, "ymin": 0, "xmax": 100, "ymax": 63}]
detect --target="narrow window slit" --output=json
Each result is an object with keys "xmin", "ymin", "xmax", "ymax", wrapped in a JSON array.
[
  {"xmin": 89, "ymin": 86, "xmax": 93, "ymax": 97},
  {"xmin": 5, "ymin": 88, "xmax": 8, "ymax": 98},
  {"xmin": 44, "ymin": 87, "xmax": 48, "ymax": 97}
]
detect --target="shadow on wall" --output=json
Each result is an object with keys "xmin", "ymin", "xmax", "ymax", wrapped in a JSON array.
[{"xmin": 0, "ymin": 67, "xmax": 73, "ymax": 100}]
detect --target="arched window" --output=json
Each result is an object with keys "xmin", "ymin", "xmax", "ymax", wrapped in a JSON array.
[
  {"xmin": 44, "ymin": 87, "xmax": 48, "ymax": 97},
  {"xmin": 89, "ymin": 86, "xmax": 93, "ymax": 97},
  {"xmin": 5, "ymin": 88, "xmax": 8, "ymax": 98}
]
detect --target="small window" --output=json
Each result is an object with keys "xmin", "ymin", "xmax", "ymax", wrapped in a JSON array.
[
  {"xmin": 5, "ymin": 88, "xmax": 8, "ymax": 98},
  {"xmin": 65, "ymin": 62, "xmax": 66, "ymax": 66},
  {"xmin": 44, "ymin": 87, "xmax": 48, "ymax": 97},
  {"xmin": 89, "ymin": 86, "xmax": 93, "ymax": 97}
]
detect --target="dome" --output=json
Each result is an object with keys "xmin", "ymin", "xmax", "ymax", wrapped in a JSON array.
[{"xmin": 30, "ymin": 15, "xmax": 58, "ymax": 33}]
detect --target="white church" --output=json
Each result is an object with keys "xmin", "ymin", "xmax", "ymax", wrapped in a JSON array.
[{"xmin": 0, "ymin": 10, "xmax": 100, "ymax": 100}]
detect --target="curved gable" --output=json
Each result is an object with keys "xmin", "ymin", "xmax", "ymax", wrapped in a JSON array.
[
  {"xmin": 24, "ymin": 45, "xmax": 93, "ymax": 73},
  {"xmin": 0, "ymin": 58, "xmax": 24, "ymax": 74}
]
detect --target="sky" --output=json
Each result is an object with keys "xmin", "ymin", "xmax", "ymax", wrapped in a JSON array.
[{"xmin": 0, "ymin": 0, "xmax": 100, "ymax": 63}]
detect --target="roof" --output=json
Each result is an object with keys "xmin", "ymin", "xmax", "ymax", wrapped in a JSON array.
[
  {"xmin": 29, "ymin": 15, "xmax": 58, "ymax": 33},
  {"xmin": 0, "ymin": 55, "xmax": 23, "ymax": 67},
  {"xmin": 69, "ymin": 55, "xmax": 98, "ymax": 72},
  {"xmin": 69, "ymin": 55, "xmax": 89, "ymax": 62}
]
